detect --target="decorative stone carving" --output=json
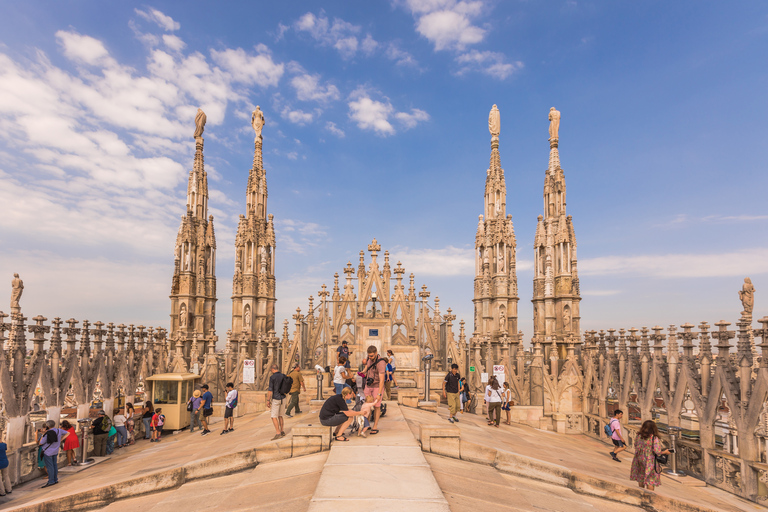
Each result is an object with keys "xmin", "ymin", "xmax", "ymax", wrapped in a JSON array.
[
  {"xmin": 10, "ymin": 273, "xmax": 23, "ymax": 311},
  {"xmin": 488, "ymin": 104, "xmax": 500, "ymax": 137},
  {"xmin": 251, "ymin": 106, "xmax": 265, "ymax": 139},
  {"xmin": 193, "ymin": 108, "xmax": 206, "ymax": 138},
  {"xmin": 548, "ymin": 107, "xmax": 560, "ymax": 141},
  {"xmin": 739, "ymin": 277, "xmax": 755, "ymax": 315}
]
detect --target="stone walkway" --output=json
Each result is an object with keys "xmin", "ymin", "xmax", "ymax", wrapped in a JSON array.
[
  {"xmin": 402, "ymin": 404, "xmax": 764, "ymax": 512},
  {"xmin": 2, "ymin": 402, "xmax": 763, "ymax": 512},
  {"xmin": 306, "ymin": 401, "xmax": 449, "ymax": 512}
]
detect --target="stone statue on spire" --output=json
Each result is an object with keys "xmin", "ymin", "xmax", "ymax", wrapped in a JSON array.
[
  {"xmin": 11, "ymin": 273, "xmax": 23, "ymax": 313},
  {"xmin": 194, "ymin": 108, "xmax": 207, "ymax": 138},
  {"xmin": 548, "ymin": 107, "xmax": 560, "ymax": 140},
  {"xmin": 739, "ymin": 277, "xmax": 755, "ymax": 315},
  {"xmin": 251, "ymin": 106, "xmax": 265, "ymax": 139},
  {"xmin": 488, "ymin": 104, "xmax": 500, "ymax": 137}
]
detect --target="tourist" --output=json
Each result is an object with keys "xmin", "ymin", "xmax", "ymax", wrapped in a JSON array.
[
  {"xmin": 200, "ymin": 384, "xmax": 214, "ymax": 435},
  {"xmin": 442, "ymin": 363, "xmax": 461, "ymax": 424},
  {"xmin": 141, "ymin": 401, "xmax": 154, "ymax": 440},
  {"xmin": 267, "ymin": 364, "xmax": 287, "ymax": 440},
  {"xmin": 502, "ymin": 382, "xmax": 513, "ymax": 425},
  {"xmin": 336, "ymin": 340, "xmax": 352, "ymax": 369},
  {"xmin": 188, "ymin": 389, "xmax": 203, "ymax": 433},
  {"xmin": 35, "ymin": 428, "xmax": 46, "ymax": 477},
  {"xmin": 125, "ymin": 403, "xmax": 136, "ymax": 445},
  {"xmin": 60, "ymin": 420, "xmax": 79, "ymax": 466},
  {"xmin": 319, "ymin": 386, "xmax": 364, "ymax": 441},
  {"xmin": 459, "ymin": 377, "xmax": 471, "ymax": 412},
  {"xmin": 363, "ymin": 345, "xmax": 387, "ymax": 434},
  {"xmin": 630, "ymin": 420, "xmax": 671, "ymax": 491},
  {"xmin": 333, "ymin": 356, "xmax": 352, "ymax": 395},
  {"xmin": 384, "ymin": 359, "xmax": 393, "ymax": 400},
  {"xmin": 221, "ymin": 382, "xmax": 238, "ymax": 434},
  {"xmin": 91, "ymin": 410, "xmax": 110, "ymax": 456},
  {"xmin": 106, "ymin": 422, "xmax": 117, "ymax": 454},
  {"xmin": 485, "ymin": 376, "xmax": 503, "ymax": 427},
  {"xmin": 113, "ymin": 408, "xmax": 127, "ymax": 448},
  {"xmin": 386, "ymin": 349, "xmax": 399, "ymax": 388},
  {"xmin": 39, "ymin": 420, "xmax": 69, "ymax": 488},
  {"xmin": 150, "ymin": 407, "xmax": 164, "ymax": 442},
  {"xmin": 285, "ymin": 363, "xmax": 306, "ymax": 417},
  {"xmin": 608, "ymin": 409, "xmax": 627, "ymax": 462},
  {"xmin": 0, "ymin": 437, "xmax": 10, "ymax": 495}
]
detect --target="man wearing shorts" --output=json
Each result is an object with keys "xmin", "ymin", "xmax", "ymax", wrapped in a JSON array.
[
  {"xmin": 267, "ymin": 364, "xmax": 287, "ymax": 440},
  {"xmin": 609, "ymin": 409, "xmax": 627, "ymax": 462},
  {"xmin": 363, "ymin": 345, "xmax": 387, "ymax": 434},
  {"xmin": 220, "ymin": 382, "xmax": 237, "ymax": 435},
  {"xmin": 200, "ymin": 384, "xmax": 214, "ymax": 436},
  {"xmin": 319, "ymin": 387, "xmax": 363, "ymax": 441}
]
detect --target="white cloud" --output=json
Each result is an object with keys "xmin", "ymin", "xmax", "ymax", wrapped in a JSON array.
[
  {"xmin": 56, "ymin": 30, "xmax": 110, "ymax": 66},
  {"xmin": 291, "ymin": 73, "xmax": 340, "ymax": 103},
  {"xmin": 395, "ymin": 108, "xmax": 430, "ymax": 129},
  {"xmin": 347, "ymin": 89, "xmax": 429, "ymax": 136},
  {"xmin": 580, "ymin": 248, "xmax": 768, "ymax": 278},
  {"xmin": 211, "ymin": 47, "xmax": 284, "ymax": 87},
  {"xmin": 162, "ymin": 34, "xmax": 186, "ymax": 52},
  {"xmin": 281, "ymin": 107, "xmax": 314, "ymax": 124},
  {"xmin": 286, "ymin": 151, "xmax": 298, "ymax": 160},
  {"xmin": 348, "ymin": 89, "xmax": 395, "ymax": 136},
  {"xmin": 456, "ymin": 50, "xmax": 522, "ymax": 79},
  {"xmin": 276, "ymin": 219, "xmax": 328, "ymax": 254},
  {"xmin": 325, "ymin": 121, "xmax": 345, "ymax": 138},
  {"xmin": 403, "ymin": 0, "xmax": 486, "ymax": 51},
  {"xmin": 361, "ymin": 35, "xmax": 379, "ymax": 55},
  {"xmin": 294, "ymin": 12, "xmax": 362, "ymax": 59},
  {"xmin": 385, "ymin": 44, "xmax": 419, "ymax": 67},
  {"xmin": 389, "ymin": 245, "xmax": 474, "ymax": 276},
  {"xmin": 134, "ymin": 8, "xmax": 180, "ymax": 32}
]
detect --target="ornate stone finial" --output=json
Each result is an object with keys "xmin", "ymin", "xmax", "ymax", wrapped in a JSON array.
[
  {"xmin": 739, "ymin": 277, "xmax": 755, "ymax": 316},
  {"xmin": 251, "ymin": 106, "xmax": 265, "ymax": 139},
  {"xmin": 194, "ymin": 108, "xmax": 207, "ymax": 138},
  {"xmin": 10, "ymin": 273, "xmax": 23, "ymax": 314},
  {"xmin": 548, "ymin": 107, "xmax": 560, "ymax": 141},
  {"xmin": 368, "ymin": 238, "xmax": 381, "ymax": 255},
  {"xmin": 488, "ymin": 104, "xmax": 500, "ymax": 137}
]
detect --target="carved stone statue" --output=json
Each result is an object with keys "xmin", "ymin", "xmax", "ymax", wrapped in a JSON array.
[
  {"xmin": 739, "ymin": 277, "xmax": 755, "ymax": 315},
  {"xmin": 499, "ymin": 310, "xmax": 507, "ymax": 332},
  {"xmin": 497, "ymin": 249, "xmax": 505, "ymax": 273},
  {"xmin": 563, "ymin": 307, "xmax": 571, "ymax": 331},
  {"xmin": 244, "ymin": 305, "xmax": 251, "ymax": 330},
  {"xmin": 194, "ymin": 108, "xmax": 207, "ymax": 138},
  {"xmin": 251, "ymin": 106, "xmax": 265, "ymax": 139},
  {"xmin": 548, "ymin": 107, "xmax": 560, "ymax": 140},
  {"xmin": 179, "ymin": 303, "xmax": 187, "ymax": 327},
  {"xmin": 488, "ymin": 104, "xmax": 500, "ymax": 137},
  {"xmin": 10, "ymin": 273, "xmax": 23, "ymax": 310}
]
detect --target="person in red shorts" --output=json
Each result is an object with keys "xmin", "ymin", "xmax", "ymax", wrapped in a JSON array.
[{"xmin": 362, "ymin": 345, "xmax": 387, "ymax": 434}]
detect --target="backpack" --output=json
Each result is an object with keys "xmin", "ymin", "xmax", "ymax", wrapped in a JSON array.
[
  {"xmin": 229, "ymin": 391, "xmax": 238, "ymax": 408},
  {"xmin": 187, "ymin": 398, "xmax": 194, "ymax": 412},
  {"xmin": 604, "ymin": 418, "xmax": 617, "ymax": 438},
  {"xmin": 279, "ymin": 374, "xmax": 293, "ymax": 395},
  {"xmin": 101, "ymin": 415, "xmax": 112, "ymax": 432},
  {"xmin": 157, "ymin": 414, "xmax": 165, "ymax": 427}
]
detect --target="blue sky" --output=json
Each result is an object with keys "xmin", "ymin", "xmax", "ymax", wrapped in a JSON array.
[{"xmin": 0, "ymin": 1, "xmax": 766, "ymax": 342}]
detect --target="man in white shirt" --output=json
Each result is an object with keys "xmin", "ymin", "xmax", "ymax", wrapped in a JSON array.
[{"xmin": 221, "ymin": 382, "xmax": 238, "ymax": 435}]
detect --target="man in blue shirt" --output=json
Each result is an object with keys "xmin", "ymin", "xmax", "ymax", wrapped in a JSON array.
[
  {"xmin": 39, "ymin": 420, "xmax": 68, "ymax": 488},
  {"xmin": 200, "ymin": 384, "xmax": 214, "ymax": 436}
]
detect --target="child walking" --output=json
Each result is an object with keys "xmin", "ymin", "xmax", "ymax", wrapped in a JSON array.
[{"xmin": 151, "ymin": 408, "xmax": 164, "ymax": 442}]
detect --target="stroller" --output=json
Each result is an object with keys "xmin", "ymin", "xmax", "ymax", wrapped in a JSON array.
[{"xmin": 348, "ymin": 395, "xmax": 367, "ymax": 435}]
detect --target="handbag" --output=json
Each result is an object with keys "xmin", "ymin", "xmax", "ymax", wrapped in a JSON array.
[
  {"xmin": 653, "ymin": 436, "xmax": 668, "ymax": 472},
  {"xmin": 186, "ymin": 398, "xmax": 194, "ymax": 412}
]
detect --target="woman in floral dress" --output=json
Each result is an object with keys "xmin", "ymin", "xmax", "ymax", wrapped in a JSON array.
[{"xmin": 630, "ymin": 420, "xmax": 671, "ymax": 491}]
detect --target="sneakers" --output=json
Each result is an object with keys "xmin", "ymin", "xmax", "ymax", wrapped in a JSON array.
[
  {"xmin": 610, "ymin": 452, "xmax": 621, "ymax": 462},
  {"xmin": 448, "ymin": 417, "xmax": 455, "ymax": 423},
  {"xmin": 285, "ymin": 413, "xmax": 293, "ymax": 418},
  {"xmin": 453, "ymin": 416, "xmax": 459, "ymax": 423},
  {"xmin": 280, "ymin": 431, "xmax": 286, "ymax": 437},
  {"xmin": 201, "ymin": 429, "xmax": 210, "ymax": 436},
  {"xmin": 220, "ymin": 430, "xmax": 229, "ymax": 435}
]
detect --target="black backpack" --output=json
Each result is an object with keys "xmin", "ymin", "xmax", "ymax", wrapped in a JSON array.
[{"xmin": 279, "ymin": 373, "xmax": 293, "ymax": 395}]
